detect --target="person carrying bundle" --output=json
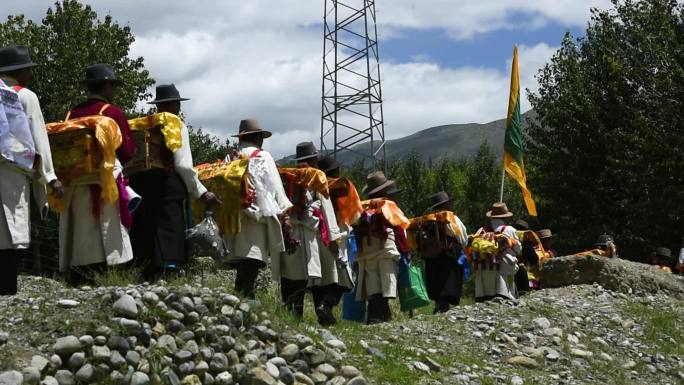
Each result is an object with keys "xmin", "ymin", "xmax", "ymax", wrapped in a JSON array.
[
  {"xmin": 469, "ymin": 202, "xmax": 521, "ymax": 302},
  {"xmin": 0, "ymin": 45, "xmax": 64, "ymax": 295},
  {"xmin": 128, "ymin": 84, "xmax": 218, "ymax": 280},
  {"xmin": 408, "ymin": 191, "xmax": 468, "ymax": 313},
  {"xmin": 221, "ymin": 119, "xmax": 292, "ymax": 299},
  {"xmin": 276, "ymin": 142, "xmax": 341, "ymax": 321},
  {"xmin": 52, "ymin": 64, "xmax": 137, "ymax": 285},
  {"xmin": 313, "ymin": 155, "xmax": 362, "ymax": 325},
  {"xmin": 354, "ymin": 171, "xmax": 410, "ymax": 324}
]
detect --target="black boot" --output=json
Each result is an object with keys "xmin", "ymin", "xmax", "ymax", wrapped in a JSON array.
[
  {"xmin": 281, "ymin": 278, "xmax": 306, "ymax": 318},
  {"xmin": 235, "ymin": 260, "xmax": 263, "ymax": 299},
  {"xmin": 366, "ymin": 295, "xmax": 386, "ymax": 324},
  {"xmin": 0, "ymin": 250, "xmax": 19, "ymax": 295},
  {"xmin": 312, "ymin": 285, "xmax": 340, "ymax": 326}
]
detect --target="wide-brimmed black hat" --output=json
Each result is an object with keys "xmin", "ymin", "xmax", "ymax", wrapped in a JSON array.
[
  {"xmin": 385, "ymin": 181, "xmax": 402, "ymax": 196},
  {"xmin": 595, "ymin": 234, "xmax": 614, "ymax": 247},
  {"xmin": 318, "ymin": 154, "xmax": 341, "ymax": 174},
  {"xmin": 231, "ymin": 118, "xmax": 272, "ymax": 138},
  {"xmin": 362, "ymin": 171, "xmax": 394, "ymax": 197},
  {"xmin": 292, "ymin": 142, "xmax": 319, "ymax": 161},
  {"xmin": 428, "ymin": 191, "xmax": 452, "ymax": 210},
  {"xmin": 0, "ymin": 45, "xmax": 38, "ymax": 72},
  {"xmin": 514, "ymin": 219, "xmax": 530, "ymax": 230},
  {"xmin": 148, "ymin": 84, "xmax": 189, "ymax": 104},
  {"xmin": 83, "ymin": 63, "xmax": 122, "ymax": 84},
  {"xmin": 654, "ymin": 247, "xmax": 672, "ymax": 259}
]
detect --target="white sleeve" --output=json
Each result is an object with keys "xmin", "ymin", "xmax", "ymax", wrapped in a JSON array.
[
  {"xmin": 446, "ymin": 215, "xmax": 468, "ymax": 248},
  {"xmin": 173, "ymin": 123, "xmax": 207, "ymax": 199},
  {"xmin": 505, "ymin": 226, "xmax": 522, "ymax": 255},
  {"xmin": 20, "ymin": 89, "xmax": 56, "ymax": 184},
  {"xmin": 319, "ymin": 194, "xmax": 341, "ymax": 241},
  {"xmin": 262, "ymin": 151, "xmax": 292, "ymax": 213}
]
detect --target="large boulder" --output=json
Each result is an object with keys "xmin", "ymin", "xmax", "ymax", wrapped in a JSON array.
[{"xmin": 540, "ymin": 254, "xmax": 684, "ymax": 299}]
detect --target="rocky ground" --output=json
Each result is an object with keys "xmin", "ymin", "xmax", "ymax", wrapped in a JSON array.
[{"xmin": 0, "ymin": 261, "xmax": 683, "ymax": 385}]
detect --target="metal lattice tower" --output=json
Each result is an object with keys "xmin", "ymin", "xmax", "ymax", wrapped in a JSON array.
[{"xmin": 320, "ymin": 0, "xmax": 386, "ymax": 170}]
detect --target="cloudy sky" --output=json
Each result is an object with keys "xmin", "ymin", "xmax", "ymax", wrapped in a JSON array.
[{"xmin": 3, "ymin": 0, "xmax": 611, "ymax": 158}]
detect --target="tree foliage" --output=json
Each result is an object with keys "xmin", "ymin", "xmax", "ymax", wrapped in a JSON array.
[
  {"xmin": 187, "ymin": 124, "xmax": 235, "ymax": 165},
  {"xmin": 0, "ymin": 0, "xmax": 153, "ymax": 122},
  {"xmin": 343, "ymin": 142, "xmax": 532, "ymax": 235},
  {"xmin": 527, "ymin": 0, "xmax": 684, "ymax": 259}
]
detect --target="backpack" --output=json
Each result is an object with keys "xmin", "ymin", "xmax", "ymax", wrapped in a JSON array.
[{"xmin": 0, "ymin": 81, "xmax": 35, "ymax": 172}]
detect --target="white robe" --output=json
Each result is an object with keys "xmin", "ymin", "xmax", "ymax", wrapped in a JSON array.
[
  {"xmin": 224, "ymin": 146, "xmax": 292, "ymax": 268},
  {"xmin": 316, "ymin": 205, "xmax": 353, "ymax": 288},
  {"xmin": 174, "ymin": 123, "xmax": 206, "ymax": 200},
  {"xmin": 279, "ymin": 190, "xmax": 323, "ymax": 282},
  {"xmin": 0, "ymin": 84, "xmax": 55, "ymax": 250},
  {"xmin": 356, "ymin": 227, "xmax": 401, "ymax": 300},
  {"xmin": 58, "ymin": 160, "xmax": 133, "ymax": 271},
  {"xmin": 473, "ymin": 225, "xmax": 521, "ymax": 300}
]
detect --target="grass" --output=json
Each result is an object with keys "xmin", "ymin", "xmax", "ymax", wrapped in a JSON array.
[{"xmin": 621, "ymin": 302, "xmax": 684, "ymax": 357}]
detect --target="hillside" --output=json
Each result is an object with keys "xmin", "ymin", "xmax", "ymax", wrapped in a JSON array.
[
  {"xmin": 280, "ymin": 111, "xmax": 535, "ymax": 166},
  {"xmin": 1, "ymin": 256, "xmax": 683, "ymax": 385}
]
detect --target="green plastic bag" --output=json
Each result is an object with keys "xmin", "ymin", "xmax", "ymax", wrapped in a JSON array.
[{"xmin": 398, "ymin": 256, "xmax": 431, "ymax": 312}]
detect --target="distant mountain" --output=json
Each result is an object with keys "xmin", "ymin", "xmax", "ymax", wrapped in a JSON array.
[{"xmin": 279, "ymin": 111, "xmax": 535, "ymax": 165}]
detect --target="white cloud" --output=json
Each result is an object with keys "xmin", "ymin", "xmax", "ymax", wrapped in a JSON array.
[{"xmin": 2, "ymin": 1, "xmax": 593, "ymax": 157}]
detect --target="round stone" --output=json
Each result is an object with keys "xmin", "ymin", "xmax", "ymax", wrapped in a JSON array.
[
  {"xmin": 66, "ymin": 352, "xmax": 86, "ymax": 370},
  {"xmin": 54, "ymin": 370, "xmax": 73, "ymax": 385},
  {"xmin": 280, "ymin": 344, "xmax": 299, "ymax": 362},
  {"xmin": 22, "ymin": 368, "xmax": 40, "ymax": 385},
  {"xmin": 214, "ymin": 372, "xmax": 233, "ymax": 385},
  {"xmin": 53, "ymin": 336, "xmax": 81, "ymax": 357},
  {"xmin": 113, "ymin": 294, "xmax": 139, "ymax": 318},
  {"xmin": 0, "ymin": 371, "xmax": 23, "ymax": 385},
  {"xmin": 340, "ymin": 366, "xmax": 360, "ymax": 378},
  {"xmin": 131, "ymin": 372, "xmax": 150, "ymax": 385},
  {"xmin": 278, "ymin": 367, "xmax": 294, "ymax": 385},
  {"xmin": 75, "ymin": 364, "xmax": 95, "ymax": 383}
]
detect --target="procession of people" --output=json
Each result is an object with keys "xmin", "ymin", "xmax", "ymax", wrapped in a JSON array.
[{"xmin": 1, "ymin": 44, "xmax": 681, "ymax": 325}]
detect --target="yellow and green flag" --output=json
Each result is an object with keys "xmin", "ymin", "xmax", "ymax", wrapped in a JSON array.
[{"xmin": 503, "ymin": 46, "xmax": 537, "ymax": 216}]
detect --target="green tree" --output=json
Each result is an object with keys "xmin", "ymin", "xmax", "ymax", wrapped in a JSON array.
[
  {"xmin": 187, "ymin": 124, "xmax": 235, "ymax": 165},
  {"xmin": 0, "ymin": 0, "xmax": 153, "ymax": 121},
  {"xmin": 461, "ymin": 141, "xmax": 499, "ymax": 228},
  {"xmin": 527, "ymin": 0, "xmax": 684, "ymax": 259}
]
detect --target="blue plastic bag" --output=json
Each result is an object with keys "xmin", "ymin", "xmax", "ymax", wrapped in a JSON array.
[
  {"xmin": 342, "ymin": 231, "xmax": 366, "ymax": 322},
  {"xmin": 458, "ymin": 251, "xmax": 472, "ymax": 281}
]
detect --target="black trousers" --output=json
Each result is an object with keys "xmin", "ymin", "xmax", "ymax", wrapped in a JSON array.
[
  {"xmin": 129, "ymin": 170, "xmax": 189, "ymax": 281},
  {"xmin": 310, "ymin": 284, "xmax": 345, "ymax": 308},
  {"xmin": 515, "ymin": 265, "xmax": 530, "ymax": 293},
  {"xmin": 424, "ymin": 253, "xmax": 464, "ymax": 310},
  {"xmin": 234, "ymin": 259, "xmax": 265, "ymax": 299},
  {"xmin": 280, "ymin": 278, "xmax": 308, "ymax": 318},
  {"xmin": 0, "ymin": 249, "xmax": 20, "ymax": 295},
  {"xmin": 366, "ymin": 294, "xmax": 391, "ymax": 324}
]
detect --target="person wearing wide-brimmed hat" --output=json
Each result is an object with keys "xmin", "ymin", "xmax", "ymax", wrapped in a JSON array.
[
  {"xmin": 0, "ymin": 44, "xmax": 64, "ymax": 295},
  {"xmin": 651, "ymin": 247, "xmax": 673, "ymax": 273},
  {"xmin": 221, "ymin": 119, "xmax": 292, "ymax": 299},
  {"xmin": 471, "ymin": 202, "xmax": 521, "ymax": 302},
  {"xmin": 410, "ymin": 191, "xmax": 468, "ymax": 313},
  {"xmin": 536, "ymin": 229, "xmax": 556, "ymax": 258},
  {"xmin": 353, "ymin": 171, "xmax": 409, "ymax": 323},
  {"xmin": 128, "ymin": 84, "xmax": 219, "ymax": 280},
  {"xmin": 276, "ymin": 142, "xmax": 344, "ymax": 323},
  {"xmin": 57, "ymin": 64, "xmax": 137, "ymax": 285},
  {"xmin": 593, "ymin": 234, "xmax": 618, "ymax": 258},
  {"xmin": 310, "ymin": 155, "xmax": 357, "ymax": 325}
]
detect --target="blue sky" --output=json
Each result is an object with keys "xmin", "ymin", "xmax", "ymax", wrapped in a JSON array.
[
  {"xmin": 1, "ymin": 0, "xmax": 609, "ymax": 157},
  {"xmin": 381, "ymin": 23, "xmax": 585, "ymax": 70}
]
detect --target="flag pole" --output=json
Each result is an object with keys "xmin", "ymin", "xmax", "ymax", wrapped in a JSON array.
[{"xmin": 499, "ymin": 166, "xmax": 505, "ymax": 202}]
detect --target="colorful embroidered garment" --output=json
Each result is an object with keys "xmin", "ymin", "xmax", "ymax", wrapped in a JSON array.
[
  {"xmin": 128, "ymin": 112, "xmax": 183, "ymax": 153},
  {"xmin": 46, "ymin": 116, "xmax": 122, "ymax": 211},
  {"xmin": 193, "ymin": 159, "xmax": 249, "ymax": 235}
]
